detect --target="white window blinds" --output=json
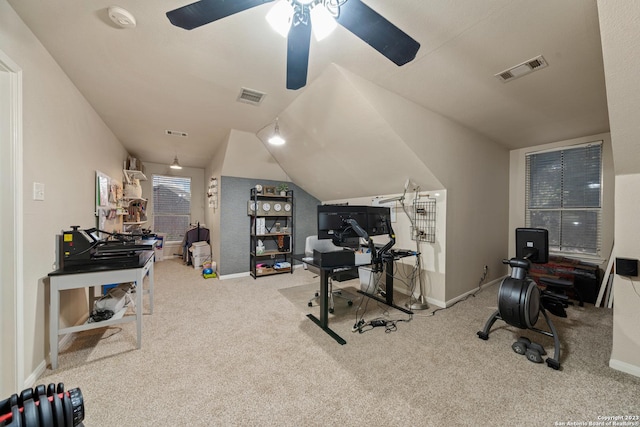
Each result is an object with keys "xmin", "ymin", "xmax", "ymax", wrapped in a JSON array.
[
  {"xmin": 525, "ymin": 142, "xmax": 602, "ymax": 256},
  {"xmin": 152, "ymin": 175, "xmax": 191, "ymax": 241}
]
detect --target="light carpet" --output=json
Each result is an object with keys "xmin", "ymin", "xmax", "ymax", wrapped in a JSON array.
[{"xmin": 37, "ymin": 258, "xmax": 640, "ymax": 426}]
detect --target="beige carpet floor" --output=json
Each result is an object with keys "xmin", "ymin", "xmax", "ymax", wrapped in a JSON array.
[{"xmin": 37, "ymin": 258, "xmax": 640, "ymax": 426}]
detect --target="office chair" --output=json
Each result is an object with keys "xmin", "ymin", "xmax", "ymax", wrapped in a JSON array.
[{"xmin": 304, "ymin": 235, "xmax": 354, "ymax": 313}]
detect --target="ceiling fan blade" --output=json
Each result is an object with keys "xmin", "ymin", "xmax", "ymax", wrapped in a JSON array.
[
  {"xmin": 335, "ymin": 0, "xmax": 420, "ymax": 66},
  {"xmin": 286, "ymin": 20, "xmax": 312, "ymax": 90},
  {"xmin": 167, "ymin": 0, "xmax": 274, "ymax": 30}
]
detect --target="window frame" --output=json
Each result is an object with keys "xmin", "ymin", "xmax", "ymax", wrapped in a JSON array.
[
  {"xmin": 524, "ymin": 141, "xmax": 603, "ymax": 258},
  {"xmin": 152, "ymin": 174, "xmax": 192, "ymax": 243}
]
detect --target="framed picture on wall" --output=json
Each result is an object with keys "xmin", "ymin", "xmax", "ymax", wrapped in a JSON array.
[
  {"xmin": 96, "ymin": 171, "xmax": 110, "ymax": 209},
  {"xmin": 264, "ymin": 185, "xmax": 276, "ymax": 195}
]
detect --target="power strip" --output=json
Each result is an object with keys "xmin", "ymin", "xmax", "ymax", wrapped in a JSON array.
[
  {"xmin": 352, "ymin": 319, "xmax": 365, "ymax": 332},
  {"xmin": 352, "ymin": 319, "xmax": 387, "ymax": 332}
]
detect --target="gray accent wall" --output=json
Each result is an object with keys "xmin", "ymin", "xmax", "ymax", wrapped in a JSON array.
[{"xmin": 219, "ymin": 176, "xmax": 320, "ymax": 275}]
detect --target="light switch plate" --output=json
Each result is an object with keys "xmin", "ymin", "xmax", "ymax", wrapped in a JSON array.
[{"xmin": 33, "ymin": 182, "xmax": 45, "ymax": 201}]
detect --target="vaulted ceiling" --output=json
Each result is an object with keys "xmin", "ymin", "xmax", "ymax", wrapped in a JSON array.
[{"xmin": 8, "ymin": 0, "xmax": 609, "ymax": 169}]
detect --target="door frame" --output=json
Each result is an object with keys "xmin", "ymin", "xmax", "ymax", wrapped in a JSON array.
[{"xmin": 0, "ymin": 48, "xmax": 24, "ymax": 395}]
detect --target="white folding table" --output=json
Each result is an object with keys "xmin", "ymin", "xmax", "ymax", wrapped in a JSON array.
[{"xmin": 48, "ymin": 250, "xmax": 154, "ymax": 370}]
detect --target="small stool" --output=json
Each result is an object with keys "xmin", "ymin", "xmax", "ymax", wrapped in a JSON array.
[{"xmin": 539, "ymin": 277, "xmax": 584, "ymax": 307}]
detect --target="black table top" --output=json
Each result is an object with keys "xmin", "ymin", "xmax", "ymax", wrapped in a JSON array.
[
  {"xmin": 48, "ymin": 250, "xmax": 154, "ymax": 276},
  {"xmin": 293, "ymin": 253, "xmax": 366, "ymax": 271}
]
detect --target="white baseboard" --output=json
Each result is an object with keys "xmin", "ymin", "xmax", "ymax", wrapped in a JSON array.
[
  {"xmin": 443, "ymin": 276, "xmax": 505, "ymax": 308},
  {"xmin": 219, "ymin": 272, "xmax": 250, "ymax": 280},
  {"xmin": 400, "ymin": 289, "xmax": 445, "ymax": 309},
  {"xmin": 381, "ymin": 276, "xmax": 505, "ymax": 309},
  {"xmin": 427, "ymin": 297, "xmax": 446, "ymax": 308},
  {"xmin": 220, "ymin": 264, "xmax": 303, "ymax": 280},
  {"xmin": 24, "ymin": 360, "xmax": 47, "ymax": 389},
  {"xmin": 609, "ymin": 358, "xmax": 640, "ymax": 378},
  {"xmin": 26, "ymin": 313, "xmax": 90, "ymax": 387}
]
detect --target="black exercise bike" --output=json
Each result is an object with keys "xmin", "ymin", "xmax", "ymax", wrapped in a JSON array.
[{"xmin": 477, "ymin": 228, "xmax": 575, "ymax": 370}]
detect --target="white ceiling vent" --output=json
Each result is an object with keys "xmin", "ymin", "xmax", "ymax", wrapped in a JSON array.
[
  {"xmin": 165, "ymin": 129, "xmax": 188, "ymax": 137},
  {"xmin": 495, "ymin": 55, "xmax": 548, "ymax": 83},
  {"xmin": 237, "ymin": 88, "xmax": 266, "ymax": 106}
]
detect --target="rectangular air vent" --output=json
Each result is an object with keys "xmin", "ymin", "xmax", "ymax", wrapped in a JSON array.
[
  {"xmin": 495, "ymin": 55, "xmax": 548, "ymax": 83},
  {"xmin": 237, "ymin": 87, "xmax": 266, "ymax": 106},
  {"xmin": 165, "ymin": 130, "xmax": 188, "ymax": 137}
]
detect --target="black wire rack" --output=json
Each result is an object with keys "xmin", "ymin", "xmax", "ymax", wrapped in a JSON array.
[{"xmin": 411, "ymin": 198, "xmax": 436, "ymax": 242}]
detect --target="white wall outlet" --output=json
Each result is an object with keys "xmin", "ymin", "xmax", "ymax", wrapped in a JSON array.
[{"xmin": 33, "ymin": 182, "xmax": 45, "ymax": 201}]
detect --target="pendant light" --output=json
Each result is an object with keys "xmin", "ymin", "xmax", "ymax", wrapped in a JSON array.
[
  {"xmin": 268, "ymin": 118, "xmax": 286, "ymax": 146},
  {"xmin": 170, "ymin": 155, "xmax": 182, "ymax": 169}
]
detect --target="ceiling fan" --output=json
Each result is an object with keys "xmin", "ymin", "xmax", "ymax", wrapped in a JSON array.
[{"xmin": 166, "ymin": 0, "xmax": 420, "ymax": 90}]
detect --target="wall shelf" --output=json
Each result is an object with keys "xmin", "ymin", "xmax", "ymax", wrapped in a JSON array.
[
  {"xmin": 123, "ymin": 169, "xmax": 147, "ymax": 184},
  {"xmin": 122, "ymin": 171, "xmax": 147, "ymax": 232}
]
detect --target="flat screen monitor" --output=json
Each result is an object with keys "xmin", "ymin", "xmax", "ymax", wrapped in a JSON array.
[
  {"xmin": 317, "ymin": 205, "xmax": 391, "ymax": 247},
  {"xmin": 515, "ymin": 227, "xmax": 548, "ymax": 264}
]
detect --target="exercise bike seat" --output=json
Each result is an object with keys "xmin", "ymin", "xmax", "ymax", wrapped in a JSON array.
[
  {"xmin": 539, "ymin": 276, "xmax": 584, "ymax": 307},
  {"xmin": 539, "ymin": 277, "xmax": 572, "ymax": 289},
  {"xmin": 541, "ymin": 293, "xmax": 568, "ymax": 317}
]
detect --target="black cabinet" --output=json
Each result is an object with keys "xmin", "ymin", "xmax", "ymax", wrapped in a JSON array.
[{"xmin": 248, "ymin": 188, "xmax": 294, "ymax": 278}]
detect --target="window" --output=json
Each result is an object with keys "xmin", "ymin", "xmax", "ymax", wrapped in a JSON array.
[
  {"xmin": 525, "ymin": 142, "xmax": 602, "ymax": 256},
  {"xmin": 152, "ymin": 175, "xmax": 191, "ymax": 242}
]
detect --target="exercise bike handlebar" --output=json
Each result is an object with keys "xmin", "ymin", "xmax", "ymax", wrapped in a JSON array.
[{"xmin": 503, "ymin": 258, "xmax": 531, "ymax": 270}]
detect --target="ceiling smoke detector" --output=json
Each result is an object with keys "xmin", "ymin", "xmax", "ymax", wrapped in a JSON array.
[
  {"xmin": 495, "ymin": 55, "xmax": 548, "ymax": 83},
  {"xmin": 108, "ymin": 6, "xmax": 137, "ymax": 28},
  {"xmin": 237, "ymin": 88, "xmax": 266, "ymax": 106}
]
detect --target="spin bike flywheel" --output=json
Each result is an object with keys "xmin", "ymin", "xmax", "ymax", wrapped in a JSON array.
[{"xmin": 497, "ymin": 277, "xmax": 540, "ymax": 329}]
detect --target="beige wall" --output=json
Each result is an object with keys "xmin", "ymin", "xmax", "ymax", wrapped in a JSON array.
[
  {"xmin": 598, "ymin": 0, "xmax": 640, "ymax": 377},
  {"xmin": 204, "ymin": 139, "xmax": 227, "ymax": 272},
  {"xmin": 220, "ymin": 129, "xmax": 290, "ymax": 182},
  {"xmin": 341, "ymin": 70, "xmax": 510, "ymax": 301},
  {"xmin": 508, "ymin": 133, "xmax": 615, "ymax": 266},
  {"xmin": 610, "ymin": 174, "xmax": 640, "ymax": 374},
  {"xmin": 204, "ymin": 129, "xmax": 290, "ymax": 272},
  {"xmin": 267, "ymin": 65, "xmax": 444, "ymax": 202},
  {"xmin": 1, "ymin": 0, "xmax": 129, "ymax": 385}
]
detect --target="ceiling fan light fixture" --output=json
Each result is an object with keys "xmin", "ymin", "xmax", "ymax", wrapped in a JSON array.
[
  {"xmin": 166, "ymin": 0, "xmax": 421, "ymax": 90},
  {"xmin": 268, "ymin": 119, "xmax": 286, "ymax": 146},
  {"xmin": 266, "ymin": 0, "xmax": 294, "ymax": 37},
  {"xmin": 310, "ymin": 4, "xmax": 337, "ymax": 41},
  {"xmin": 170, "ymin": 155, "xmax": 183, "ymax": 170}
]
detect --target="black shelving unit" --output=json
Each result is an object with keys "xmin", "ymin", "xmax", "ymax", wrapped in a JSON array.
[{"xmin": 248, "ymin": 188, "xmax": 294, "ymax": 278}]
